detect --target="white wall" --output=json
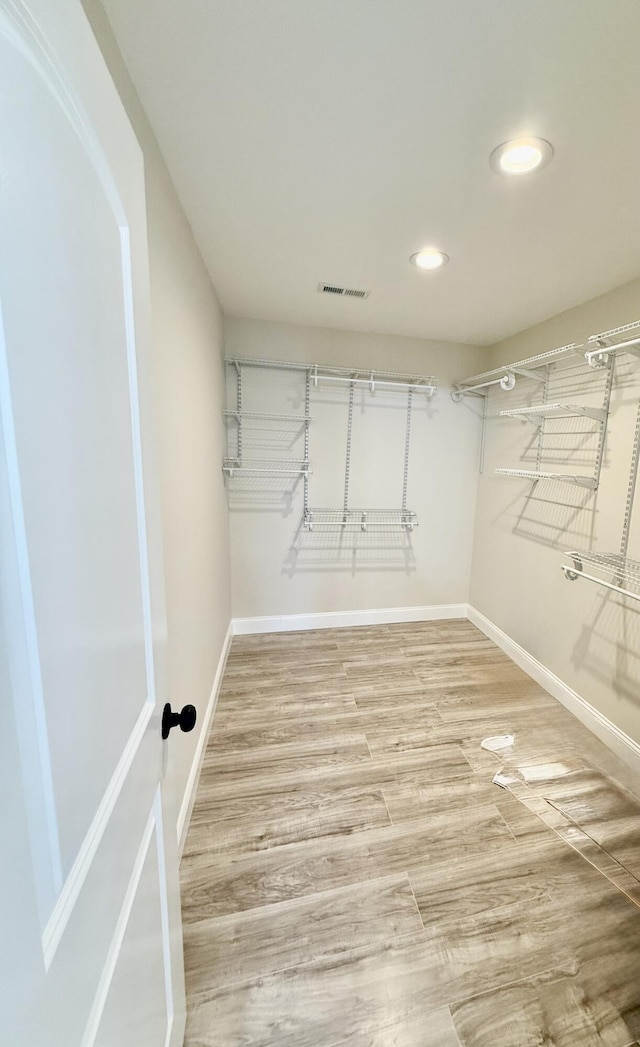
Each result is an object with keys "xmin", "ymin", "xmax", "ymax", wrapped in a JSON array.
[
  {"xmin": 470, "ymin": 276, "xmax": 640, "ymax": 744},
  {"xmin": 82, "ymin": 1, "xmax": 232, "ymax": 842},
  {"xmin": 225, "ymin": 317, "xmax": 489, "ymax": 621}
]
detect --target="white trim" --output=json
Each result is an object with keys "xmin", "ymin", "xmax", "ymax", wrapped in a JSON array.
[
  {"xmin": 467, "ymin": 605, "xmax": 640, "ymax": 771},
  {"xmin": 232, "ymin": 603, "xmax": 468, "ymax": 636},
  {"xmin": 42, "ymin": 701, "xmax": 154, "ymax": 969},
  {"xmin": 177, "ymin": 622, "xmax": 233, "ymax": 854}
]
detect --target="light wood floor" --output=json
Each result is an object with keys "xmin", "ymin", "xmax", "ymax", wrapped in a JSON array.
[{"xmin": 181, "ymin": 619, "xmax": 640, "ymax": 1046}]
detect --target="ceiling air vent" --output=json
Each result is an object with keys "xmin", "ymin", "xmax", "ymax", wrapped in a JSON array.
[{"xmin": 318, "ymin": 282, "xmax": 370, "ymax": 299}]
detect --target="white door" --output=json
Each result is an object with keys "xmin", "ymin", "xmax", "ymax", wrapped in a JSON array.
[{"xmin": 0, "ymin": 1, "xmax": 187, "ymax": 1045}]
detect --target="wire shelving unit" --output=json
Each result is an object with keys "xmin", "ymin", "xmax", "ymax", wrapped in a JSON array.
[
  {"xmin": 452, "ymin": 337, "xmax": 613, "ymax": 488},
  {"xmin": 223, "ymin": 358, "xmax": 436, "ymax": 531},
  {"xmin": 562, "ymin": 374, "xmax": 640, "ymax": 604},
  {"xmin": 451, "ymin": 342, "xmax": 591, "ymax": 476},
  {"xmin": 223, "ymin": 359, "xmax": 313, "ymax": 479}
]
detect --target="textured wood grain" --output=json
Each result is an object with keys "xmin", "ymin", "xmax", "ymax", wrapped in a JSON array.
[
  {"xmin": 181, "ymin": 804, "xmax": 514, "ymax": 921},
  {"xmin": 183, "ymin": 874, "xmax": 423, "ymax": 994},
  {"xmin": 182, "ymin": 619, "xmax": 640, "ymax": 1047},
  {"xmin": 182, "ymin": 782, "xmax": 392, "ymax": 860},
  {"xmin": 185, "ymin": 941, "xmax": 462, "ymax": 1047}
]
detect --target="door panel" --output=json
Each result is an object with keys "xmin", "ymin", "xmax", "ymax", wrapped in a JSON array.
[
  {"xmin": 1, "ymin": 18, "xmax": 150, "ymax": 877},
  {"xmin": 0, "ymin": 1, "xmax": 186, "ymax": 1044},
  {"xmin": 93, "ymin": 802, "xmax": 172, "ymax": 1047}
]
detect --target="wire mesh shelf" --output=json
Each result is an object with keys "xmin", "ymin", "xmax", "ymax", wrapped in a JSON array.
[
  {"xmin": 451, "ymin": 343, "xmax": 584, "ymax": 400},
  {"xmin": 223, "ymin": 411, "xmax": 311, "ymax": 423},
  {"xmin": 304, "ymin": 508, "xmax": 418, "ymax": 531},
  {"xmin": 561, "ymin": 550, "xmax": 640, "ymax": 603},
  {"xmin": 222, "ymin": 458, "xmax": 311, "ymax": 477},
  {"xmin": 310, "ymin": 367, "xmax": 435, "ymax": 394},
  {"xmin": 499, "ymin": 402, "xmax": 606, "ymax": 423},
  {"xmin": 495, "ymin": 468, "xmax": 598, "ymax": 489},
  {"xmin": 225, "ymin": 357, "xmax": 436, "ymax": 393}
]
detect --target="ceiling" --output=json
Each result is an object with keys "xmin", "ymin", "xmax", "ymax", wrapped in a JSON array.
[{"xmin": 101, "ymin": 0, "xmax": 640, "ymax": 346}]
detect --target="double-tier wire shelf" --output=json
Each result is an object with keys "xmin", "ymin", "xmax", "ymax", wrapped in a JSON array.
[
  {"xmin": 451, "ymin": 342, "xmax": 612, "ymax": 489},
  {"xmin": 561, "ymin": 320, "xmax": 640, "ymax": 603},
  {"xmin": 222, "ymin": 359, "xmax": 312, "ymax": 478},
  {"xmin": 223, "ymin": 358, "xmax": 436, "ymax": 532}
]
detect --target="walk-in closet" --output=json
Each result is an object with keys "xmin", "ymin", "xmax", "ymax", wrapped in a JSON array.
[{"xmin": 4, "ymin": 2, "xmax": 640, "ymax": 1045}]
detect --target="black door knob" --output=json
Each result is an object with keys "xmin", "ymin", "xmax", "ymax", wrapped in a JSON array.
[{"xmin": 162, "ymin": 702, "xmax": 197, "ymax": 740}]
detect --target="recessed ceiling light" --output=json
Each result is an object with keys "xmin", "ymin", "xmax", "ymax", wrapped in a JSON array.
[
  {"xmin": 490, "ymin": 137, "xmax": 553, "ymax": 175},
  {"xmin": 410, "ymin": 249, "xmax": 450, "ymax": 271}
]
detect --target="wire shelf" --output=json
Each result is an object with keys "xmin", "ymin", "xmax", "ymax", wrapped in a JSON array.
[
  {"xmin": 310, "ymin": 367, "xmax": 435, "ymax": 394},
  {"xmin": 562, "ymin": 550, "xmax": 640, "ymax": 603},
  {"xmin": 223, "ymin": 411, "xmax": 311, "ymax": 423},
  {"xmin": 223, "ymin": 458, "xmax": 311, "ymax": 477},
  {"xmin": 452, "ymin": 343, "xmax": 583, "ymax": 399},
  {"xmin": 499, "ymin": 402, "xmax": 606, "ymax": 423},
  {"xmin": 495, "ymin": 468, "xmax": 598, "ymax": 489},
  {"xmin": 226, "ymin": 357, "xmax": 436, "ymax": 393},
  {"xmin": 304, "ymin": 508, "xmax": 418, "ymax": 531}
]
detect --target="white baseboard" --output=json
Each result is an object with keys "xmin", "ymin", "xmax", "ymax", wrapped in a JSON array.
[
  {"xmin": 232, "ymin": 603, "xmax": 468, "ymax": 635},
  {"xmin": 467, "ymin": 605, "xmax": 640, "ymax": 773},
  {"xmin": 177, "ymin": 621, "xmax": 233, "ymax": 855}
]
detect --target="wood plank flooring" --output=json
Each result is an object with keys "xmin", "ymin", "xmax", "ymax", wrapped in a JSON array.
[{"xmin": 181, "ymin": 619, "xmax": 640, "ymax": 1047}]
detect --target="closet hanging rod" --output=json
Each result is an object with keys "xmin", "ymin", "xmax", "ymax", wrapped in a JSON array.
[
  {"xmin": 563, "ymin": 550, "xmax": 640, "ymax": 581},
  {"xmin": 561, "ymin": 550, "xmax": 640, "ymax": 604},
  {"xmin": 225, "ymin": 357, "xmax": 310, "ymax": 373},
  {"xmin": 310, "ymin": 369, "xmax": 435, "ymax": 394},
  {"xmin": 451, "ymin": 343, "xmax": 584, "ymax": 400},
  {"xmin": 560, "ymin": 564, "xmax": 640, "ymax": 602},
  {"xmin": 585, "ymin": 333, "xmax": 640, "ymax": 368},
  {"xmin": 225, "ymin": 357, "xmax": 436, "ymax": 392},
  {"xmin": 451, "ymin": 374, "xmax": 516, "ymax": 400}
]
